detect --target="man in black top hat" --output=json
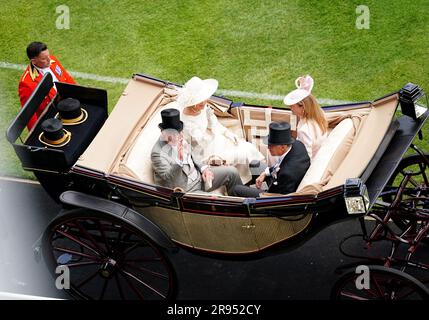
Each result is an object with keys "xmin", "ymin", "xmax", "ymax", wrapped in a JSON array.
[
  {"xmin": 231, "ymin": 122, "xmax": 310, "ymax": 197},
  {"xmin": 151, "ymin": 108, "xmax": 243, "ymax": 194}
]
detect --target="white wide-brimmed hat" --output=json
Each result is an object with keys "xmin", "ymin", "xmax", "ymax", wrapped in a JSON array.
[
  {"xmin": 283, "ymin": 75, "xmax": 314, "ymax": 106},
  {"xmin": 177, "ymin": 76, "xmax": 218, "ymax": 108}
]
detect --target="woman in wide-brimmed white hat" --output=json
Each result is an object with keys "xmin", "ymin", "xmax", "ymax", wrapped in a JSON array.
[
  {"xmin": 283, "ymin": 75, "xmax": 328, "ymax": 160},
  {"xmin": 177, "ymin": 76, "xmax": 264, "ymax": 182}
]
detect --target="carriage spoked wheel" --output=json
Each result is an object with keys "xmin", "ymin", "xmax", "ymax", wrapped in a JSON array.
[
  {"xmin": 42, "ymin": 208, "xmax": 177, "ymax": 300},
  {"xmin": 380, "ymin": 153, "xmax": 429, "ymax": 244},
  {"xmin": 331, "ymin": 265, "xmax": 429, "ymax": 300}
]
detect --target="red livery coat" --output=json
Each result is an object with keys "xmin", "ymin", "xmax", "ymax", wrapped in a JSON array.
[{"xmin": 18, "ymin": 55, "xmax": 76, "ymax": 129}]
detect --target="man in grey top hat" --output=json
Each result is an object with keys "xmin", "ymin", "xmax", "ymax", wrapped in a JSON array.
[
  {"xmin": 151, "ymin": 108, "xmax": 243, "ymax": 194},
  {"xmin": 231, "ymin": 121, "xmax": 310, "ymax": 197}
]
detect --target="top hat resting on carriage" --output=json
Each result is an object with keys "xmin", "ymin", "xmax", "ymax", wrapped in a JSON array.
[
  {"xmin": 56, "ymin": 98, "xmax": 88, "ymax": 125},
  {"xmin": 158, "ymin": 108, "xmax": 184, "ymax": 132},
  {"xmin": 38, "ymin": 118, "xmax": 71, "ymax": 147},
  {"xmin": 263, "ymin": 121, "xmax": 295, "ymax": 145}
]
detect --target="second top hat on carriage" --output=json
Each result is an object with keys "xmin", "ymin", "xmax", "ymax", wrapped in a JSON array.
[
  {"xmin": 263, "ymin": 122, "xmax": 295, "ymax": 145},
  {"xmin": 158, "ymin": 108, "xmax": 184, "ymax": 132},
  {"xmin": 56, "ymin": 98, "xmax": 88, "ymax": 125}
]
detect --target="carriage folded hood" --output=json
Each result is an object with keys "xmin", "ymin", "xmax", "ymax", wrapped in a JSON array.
[{"xmin": 75, "ymin": 75, "xmax": 166, "ymax": 174}]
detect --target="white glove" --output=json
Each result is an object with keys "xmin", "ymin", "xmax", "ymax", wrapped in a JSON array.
[
  {"xmin": 225, "ymin": 130, "xmax": 239, "ymax": 145},
  {"xmin": 207, "ymin": 107, "xmax": 217, "ymax": 130}
]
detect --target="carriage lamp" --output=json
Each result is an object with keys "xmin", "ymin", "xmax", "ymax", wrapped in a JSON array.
[
  {"xmin": 344, "ymin": 178, "xmax": 369, "ymax": 215},
  {"xmin": 399, "ymin": 83, "xmax": 427, "ymax": 120}
]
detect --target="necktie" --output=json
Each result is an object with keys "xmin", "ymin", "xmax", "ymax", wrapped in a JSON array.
[{"xmin": 271, "ymin": 159, "xmax": 282, "ymax": 181}]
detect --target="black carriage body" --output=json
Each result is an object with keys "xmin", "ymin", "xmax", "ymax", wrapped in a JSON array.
[
  {"xmin": 6, "ymin": 73, "xmax": 108, "ymax": 173},
  {"xmin": 6, "ymin": 73, "xmax": 429, "ymax": 255},
  {"xmin": 6, "ymin": 74, "xmax": 108, "ymax": 199}
]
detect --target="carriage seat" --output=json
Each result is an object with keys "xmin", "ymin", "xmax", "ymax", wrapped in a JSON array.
[
  {"xmin": 120, "ymin": 103, "xmax": 245, "ymax": 195},
  {"xmin": 296, "ymin": 117, "xmax": 355, "ymax": 192},
  {"xmin": 122, "ymin": 104, "xmax": 171, "ymax": 185}
]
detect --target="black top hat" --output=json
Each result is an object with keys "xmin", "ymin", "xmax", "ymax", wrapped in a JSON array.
[
  {"xmin": 40, "ymin": 118, "xmax": 66, "ymax": 143},
  {"xmin": 263, "ymin": 122, "xmax": 295, "ymax": 145},
  {"xmin": 158, "ymin": 108, "xmax": 183, "ymax": 132},
  {"xmin": 56, "ymin": 98, "xmax": 87, "ymax": 124}
]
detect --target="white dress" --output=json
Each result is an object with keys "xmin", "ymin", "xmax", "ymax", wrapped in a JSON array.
[
  {"xmin": 181, "ymin": 106, "xmax": 264, "ymax": 180},
  {"xmin": 297, "ymin": 119, "xmax": 328, "ymax": 161}
]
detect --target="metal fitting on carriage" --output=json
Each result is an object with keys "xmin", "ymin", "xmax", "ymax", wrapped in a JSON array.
[
  {"xmin": 344, "ymin": 178, "xmax": 369, "ymax": 215},
  {"xmin": 399, "ymin": 83, "xmax": 427, "ymax": 120}
]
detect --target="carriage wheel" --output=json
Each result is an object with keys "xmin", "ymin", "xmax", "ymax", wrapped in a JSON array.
[
  {"xmin": 43, "ymin": 208, "xmax": 177, "ymax": 300},
  {"xmin": 331, "ymin": 265, "xmax": 429, "ymax": 300},
  {"xmin": 381, "ymin": 153, "xmax": 429, "ymax": 243},
  {"xmin": 382, "ymin": 153, "xmax": 428, "ymax": 200}
]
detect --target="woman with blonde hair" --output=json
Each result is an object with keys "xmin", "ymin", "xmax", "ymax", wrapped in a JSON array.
[{"xmin": 283, "ymin": 75, "xmax": 328, "ymax": 160}]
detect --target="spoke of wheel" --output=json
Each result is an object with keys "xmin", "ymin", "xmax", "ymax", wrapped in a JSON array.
[
  {"xmin": 65, "ymin": 261, "xmax": 101, "ymax": 268},
  {"xmin": 124, "ymin": 262, "xmax": 168, "ymax": 280},
  {"xmin": 114, "ymin": 273, "xmax": 125, "ymax": 300},
  {"xmin": 371, "ymin": 275, "xmax": 385, "ymax": 297},
  {"xmin": 114, "ymin": 226, "xmax": 124, "ymax": 251},
  {"xmin": 411, "ymin": 180, "xmax": 421, "ymax": 188},
  {"xmin": 55, "ymin": 229, "xmax": 101, "ymax": 257},
  {"xmin": 408, "ymin": 176, "xmax": 420, "ymax": 188},
  {"xmin": 76, "ymin": 269, "xmax": 99, "ymax": 289},
  {"xmin": 120, "ymin": 269, "xmax": 166, "ymax": 299},
  {"xmin": 99, "ymin": 278, "xmax": 109, "ymax": 300},
  {"xmin": 418, "ymin": 163, "xmax": 429, "ymax": 186},
  {"xmin": 340, "ymin": 291, "xmax": 368, "ymax": 300},
  {"xmin": 113, "ymin": 233, "xmax": 135, "ymax": 254},
  {"xmin": 388, "ymin": 279, "xmax": 409, "ymax": 300},
  {"xmin": 122, "ymin": 240, "xmax": 146, "ymax": 256},
  {"xmin": 74, "ymin": 220, "xmax": 106, "ymax": 255},
  {"xmin": 361, "ymin": 287, "xmax": 380, "ymax": 298},
  {"xmin": 394, "ymin": 286, "xmax": 416, "ymax": 299},
  {"xmin": 95, "ymin": 219, "xmax": 111, "ymax": 253},
  {"xmin": 124, "ymin": 257, "xmax": 162, "ymax": 262},
  {"xmin": 119, "ymin": 270, "xmax": 145, "ymax": 300},
  {"xmin": 53, "ymin": 246, "xmax": 102, "ymax": 262}
]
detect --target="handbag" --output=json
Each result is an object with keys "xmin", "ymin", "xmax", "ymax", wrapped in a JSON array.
[{"xmin": 207, "ymin": 155, "xmax": 227, "ymax": 166}]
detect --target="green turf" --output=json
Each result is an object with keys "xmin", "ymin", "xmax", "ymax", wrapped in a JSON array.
[{"xmin": 0, "ymin": 0, "xmax": 428, "ymax": 178}]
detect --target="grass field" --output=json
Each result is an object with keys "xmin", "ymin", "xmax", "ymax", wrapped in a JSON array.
[{"xmin": 0, "ymin": 0, "xmax": 428, "ymax": 179}]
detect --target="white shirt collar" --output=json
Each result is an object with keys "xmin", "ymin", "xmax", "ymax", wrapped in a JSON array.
[
  {"xmin": 34, "ymin": 63, "xmax": 59, "ymax": 86},
  {"xmin": 275, "ymin": 145, "xmax": 292, "ymax": 166},
  {"xmin": 34, "ymin": 64, "xmax": 50, "ymax": 73}
]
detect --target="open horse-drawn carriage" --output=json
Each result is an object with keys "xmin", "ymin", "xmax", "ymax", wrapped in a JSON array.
[{"xmin": 6, "ymin": 72, "xmax": 429, "ymax": 300}]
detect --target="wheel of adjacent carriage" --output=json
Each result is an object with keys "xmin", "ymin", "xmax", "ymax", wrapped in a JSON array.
[
  {"xmin": 330, "ymin": 265, "xmax": 429, "ymax": 300},
  {"xmin": 42, "ymin": 208, "xmax": 177, "ymax": 300},
  {"xmin": 381, "ymin": 153, "xmax": 429, "ymax": 243}
]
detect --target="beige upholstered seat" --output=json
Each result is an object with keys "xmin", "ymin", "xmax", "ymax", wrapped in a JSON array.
[
  {"xmin": 77, "ymin": 74, "xmax": 398, "ymax": 201},
  {"xmin": 122, "ymin": 108, "xmax": 365, "ymax": 196},
  {"xmin": 121, "ymin": 103, "xmax": 174, "ymax": 184},
  {"xmin": 297, "ymin": 117, "xmax": 355, "ymax": 191},
  {"xmin": 120, "ymin": 103, "xmax": 245, "ymax": 195}
]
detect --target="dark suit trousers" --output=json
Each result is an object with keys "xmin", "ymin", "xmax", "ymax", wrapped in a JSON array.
[
  {"xmin": 206, "ymin": 166, "xmax": 243, "ymax": 195},
  {"xmin": 230, "ymin": 184, "xmax": 263, "ymax": 197}
]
